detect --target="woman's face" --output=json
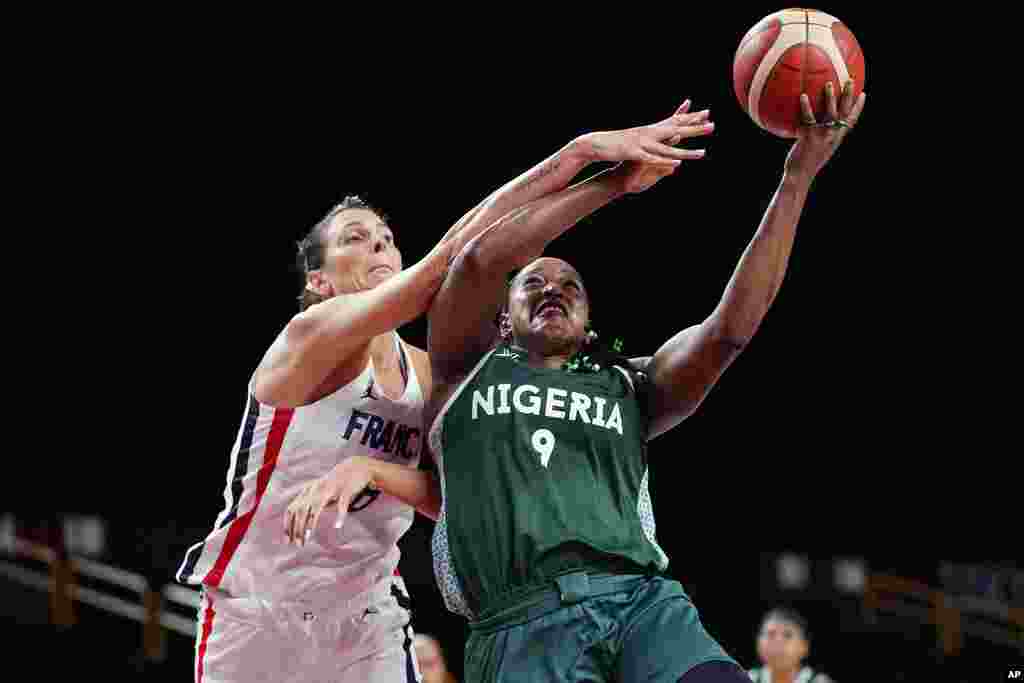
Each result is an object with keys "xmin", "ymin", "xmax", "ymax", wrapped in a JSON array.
[
  {"xmin": 507, "ymin": 257, "xmax": 589, "ymax": 355},
  {"xmin": 309, "ymin": 208, "xmax": 403, "ymax": 297},
  {"xmin": 757, "ymin": 617, "xmax": 808, "ymax": 670}
]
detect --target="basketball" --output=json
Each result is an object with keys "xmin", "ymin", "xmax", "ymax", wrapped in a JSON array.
[{"xmin": 733, "ymin": 9, "xmax": 865, "ymax": 138}]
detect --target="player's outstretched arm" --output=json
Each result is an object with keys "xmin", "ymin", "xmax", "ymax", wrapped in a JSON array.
[
  {"xmin": 639, "ymin": 81, "xmax": 866, "ymax": 440},
  {"xmin": 256, "ymin": 105, "xmax": 709, "ymax": 407},
  {"xmin": 426, "ymin": 101, "xmax": 714, "ymax": 386}
]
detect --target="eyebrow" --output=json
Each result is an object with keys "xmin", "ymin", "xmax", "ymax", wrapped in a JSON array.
[
  {"xmin": 519, "ymin": 270, "xmax": 585, "ymax": 287},
  {"xmin": 340, "ymin": 221, "xmax": 392, "ymax": 234},
  {"xmin": 560, "ymin": 270, "xmax": 584, "ymax": 286}
]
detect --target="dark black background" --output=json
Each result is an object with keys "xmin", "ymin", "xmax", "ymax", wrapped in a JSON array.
[{"xmin": 13, "ymin": 6, "xmax": 1014, "ymax": 681}]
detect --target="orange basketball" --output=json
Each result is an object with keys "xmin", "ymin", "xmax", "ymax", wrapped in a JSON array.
[{"xmin": 733, "ymin": 9, "xmax": 865, "ymax": 138}]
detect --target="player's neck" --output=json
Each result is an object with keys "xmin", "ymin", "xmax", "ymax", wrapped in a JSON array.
[
  {"xmin": 768, "ymin": 665, "xmax": 800, "ymax": 683},
  {"xmin": 369, "ymin": 333, "xmax": 398, "ymax": 370},
  {"xmin": 509, "ymin": 341, "xmax": 580, "ymax": 371}
]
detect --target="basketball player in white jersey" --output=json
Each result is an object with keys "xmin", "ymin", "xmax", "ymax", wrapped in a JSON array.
[{"xmin": 176, "ymin": 102, "xmax": 709, "ymax": 683}]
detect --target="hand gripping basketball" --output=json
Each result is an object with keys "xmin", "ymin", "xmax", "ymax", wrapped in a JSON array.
[{"xmin": 784, "ymin": 79, "xmax": 866, "ymax": 181}]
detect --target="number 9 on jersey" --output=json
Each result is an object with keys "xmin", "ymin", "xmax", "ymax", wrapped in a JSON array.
[{"xmin": 532, "ymin": 428, "xmax": 555, "ymax": 468}]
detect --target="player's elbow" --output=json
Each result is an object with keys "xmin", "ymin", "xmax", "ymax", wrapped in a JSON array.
[
  {"xmin": 706, "ymin": 314, "xmax": 758, "ymax": 353},
  {"xmin": 458, "ymin": 209, "xmax": 540, "ymax": 276},
  {"xmin": 284, "ymin": 309, "xmax": 323, "ymax": 346}
]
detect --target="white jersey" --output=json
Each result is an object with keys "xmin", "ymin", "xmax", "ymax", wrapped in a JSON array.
[{"xmin": 177, "ymin": 333, "xmax": 425, "ymax": 602}]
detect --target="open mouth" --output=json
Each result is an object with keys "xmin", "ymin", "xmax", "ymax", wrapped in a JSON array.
[
  {"xmin": 533, "ymin": 299, "xmax": 568, "ymax": 320},
  {"xmin": 369, "ymin": 265, "xmax": 394, "ymax": 276}
]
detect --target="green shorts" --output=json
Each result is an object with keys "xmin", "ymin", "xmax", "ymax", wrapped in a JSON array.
[{"xmin": 465, "ymin": 571, "xmax": 738, "ymax": 683}]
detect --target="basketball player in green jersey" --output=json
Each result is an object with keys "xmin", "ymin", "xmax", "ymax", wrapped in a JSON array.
[
  {"xmin": 285, "ymin": 82, "xmax": 863, "ymax": 681},
  {"xmin": 424, "ymin": 81, "xmax": 864, "ymax": 683}
]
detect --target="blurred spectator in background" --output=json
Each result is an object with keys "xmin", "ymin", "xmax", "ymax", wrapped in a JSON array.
[
  {"xmin": 414, "ymin": 633, "xmax": 458, "ymax": 683},
  {"xmin": 748, "ymin": 607, "xmax": 834, "ymax": 683}
]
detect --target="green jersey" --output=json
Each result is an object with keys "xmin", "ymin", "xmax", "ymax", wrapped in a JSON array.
[{"xmin": 429, "ymin": 346, "xmax": 669, "ymax": 619}]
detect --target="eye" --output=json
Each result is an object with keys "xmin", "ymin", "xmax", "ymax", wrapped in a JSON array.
[
  {"xmin": 522, "ymin": 276, "xmax": 544, "ymax": 288},
  {"xmin": 564, "ymin": 280, "xmax": 581, "ymax": 291}
]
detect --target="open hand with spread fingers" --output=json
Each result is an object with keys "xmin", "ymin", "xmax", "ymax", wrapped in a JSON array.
[{"xmin": 577, "ymin": 100, "xmax": 714, "ymax": 168}]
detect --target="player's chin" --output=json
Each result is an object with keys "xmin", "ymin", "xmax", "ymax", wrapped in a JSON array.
[
  {"xmin": 542, "ymin": 326, "xmax": 584, "ymax": 349},
  {"xmin": 364, "ymin": 268, "xmax": 397, "ymax": 287},
  {"xmin": 533, "ymin": 317, "xmax": 571, "ymax": 337}
]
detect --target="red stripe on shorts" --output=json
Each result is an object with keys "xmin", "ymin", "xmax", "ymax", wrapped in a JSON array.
[
  {"xmin": 204, "ymin": 407, "xmax": 294, "ymax": 588},
  {"xmin": 195, "ymin": 598, "xmax": 216, "ymax": 683}
]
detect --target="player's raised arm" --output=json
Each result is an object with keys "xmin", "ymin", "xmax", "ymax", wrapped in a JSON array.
[
  {"xmin": 427, "ymin": 104, "xmax": 713, "ymax": 385},
  {"xmin": 640, "ymin": 81, "xmax": 865, "ymax": 439},
  {"xmin": 254, "ymin": 110, "xmax": 706, "ymax": 408}
]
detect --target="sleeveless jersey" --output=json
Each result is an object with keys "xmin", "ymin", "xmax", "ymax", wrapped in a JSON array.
[
  {"xmin": 749, "ymin": 667, "xmax": 834, "ymax": 683},
  {"xmin": 429, "ymin": 345, "xmax": 669, "ymax": 619},
  {"xmin": 176, "ymin": 333, "xmax": 425, "ymax": 602}
]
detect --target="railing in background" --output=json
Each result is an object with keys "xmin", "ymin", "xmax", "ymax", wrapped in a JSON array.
[
  {"xmin": 0, "ymin": 534, "xmax": 200, "ymax": 663},
  {"xmin": 864, "ymin": 573, "xmax": 1024, "ymax": 657},
  {"xmin": 5, "ymin": 524, "xmax": 1023, "ymax": 667}
]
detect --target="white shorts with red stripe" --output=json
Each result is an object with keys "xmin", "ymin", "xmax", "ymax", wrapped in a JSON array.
[{"xmin": 194, "ymin": 574, "xmax": 422, "ymax": 683}]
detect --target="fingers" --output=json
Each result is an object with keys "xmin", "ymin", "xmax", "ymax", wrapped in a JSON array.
[
  {"xmin": 642, "ymin": 140, "xmax": 706, "ymax": 160},
  {"xmin": 839, "ymin": 79, "xmax": 855, "ymax": 117},
  {"xmin": 628, "ymin": 147, "xmax": 683, "ymax": 166},
  {"xmin": 291, "ymin": 502, "xmax": 313, "ymax": 546},
  {"xmin": 649, "ymin": 121, "xmax": 714, "ymax": 143},
  {"xmin": 826, "ymin": 82, "xmax": 840, "ymax": 123},
  {"xmin": 658, "ymin": 100, "xmax": 691, "ymax": 126},
  {"xmin": 847, "ymin": 90, "xmax": 866, "ymax": 126},
  {"xmin": 837, "ymin": 91, "xmax": 866, "ymax": 142},
  {"xmin": 688, "ymin": 110, "xmax": 711, "ymax": 125},
  {"xmin": 673, "ymin": 108, "xmax": 709, "ymax": 127},
  {"xmin": 302, "ymin": 506, "xmax": 316, "ymax": 544},
  {"xmin": 642, "ymin": 154, "xmax": 683, "ymax": 166},
  {"xmin": 651, "ymin": 108, "xmax": 710, "ymax": 132},
  {"xmin": 285, "ymin": 499, "xmax": 301, "ymax": 545},
  {"xmin": 308, "ymin": 499, "xmax": 328, "ymax": 543},
  {"xmin": 800, "ymin": 93, "xmax": 816, "ymax": 126},
  {"xmin": 641, "ymin": 141, "xmax": 706, "ymax": 161},
  {"xmin": 284, "ymin": 487, "xmax": 320, "ymax": 547},
  {"xmin": 679, "ymin": 121, "xmax": 715, "ymax": 139}
]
